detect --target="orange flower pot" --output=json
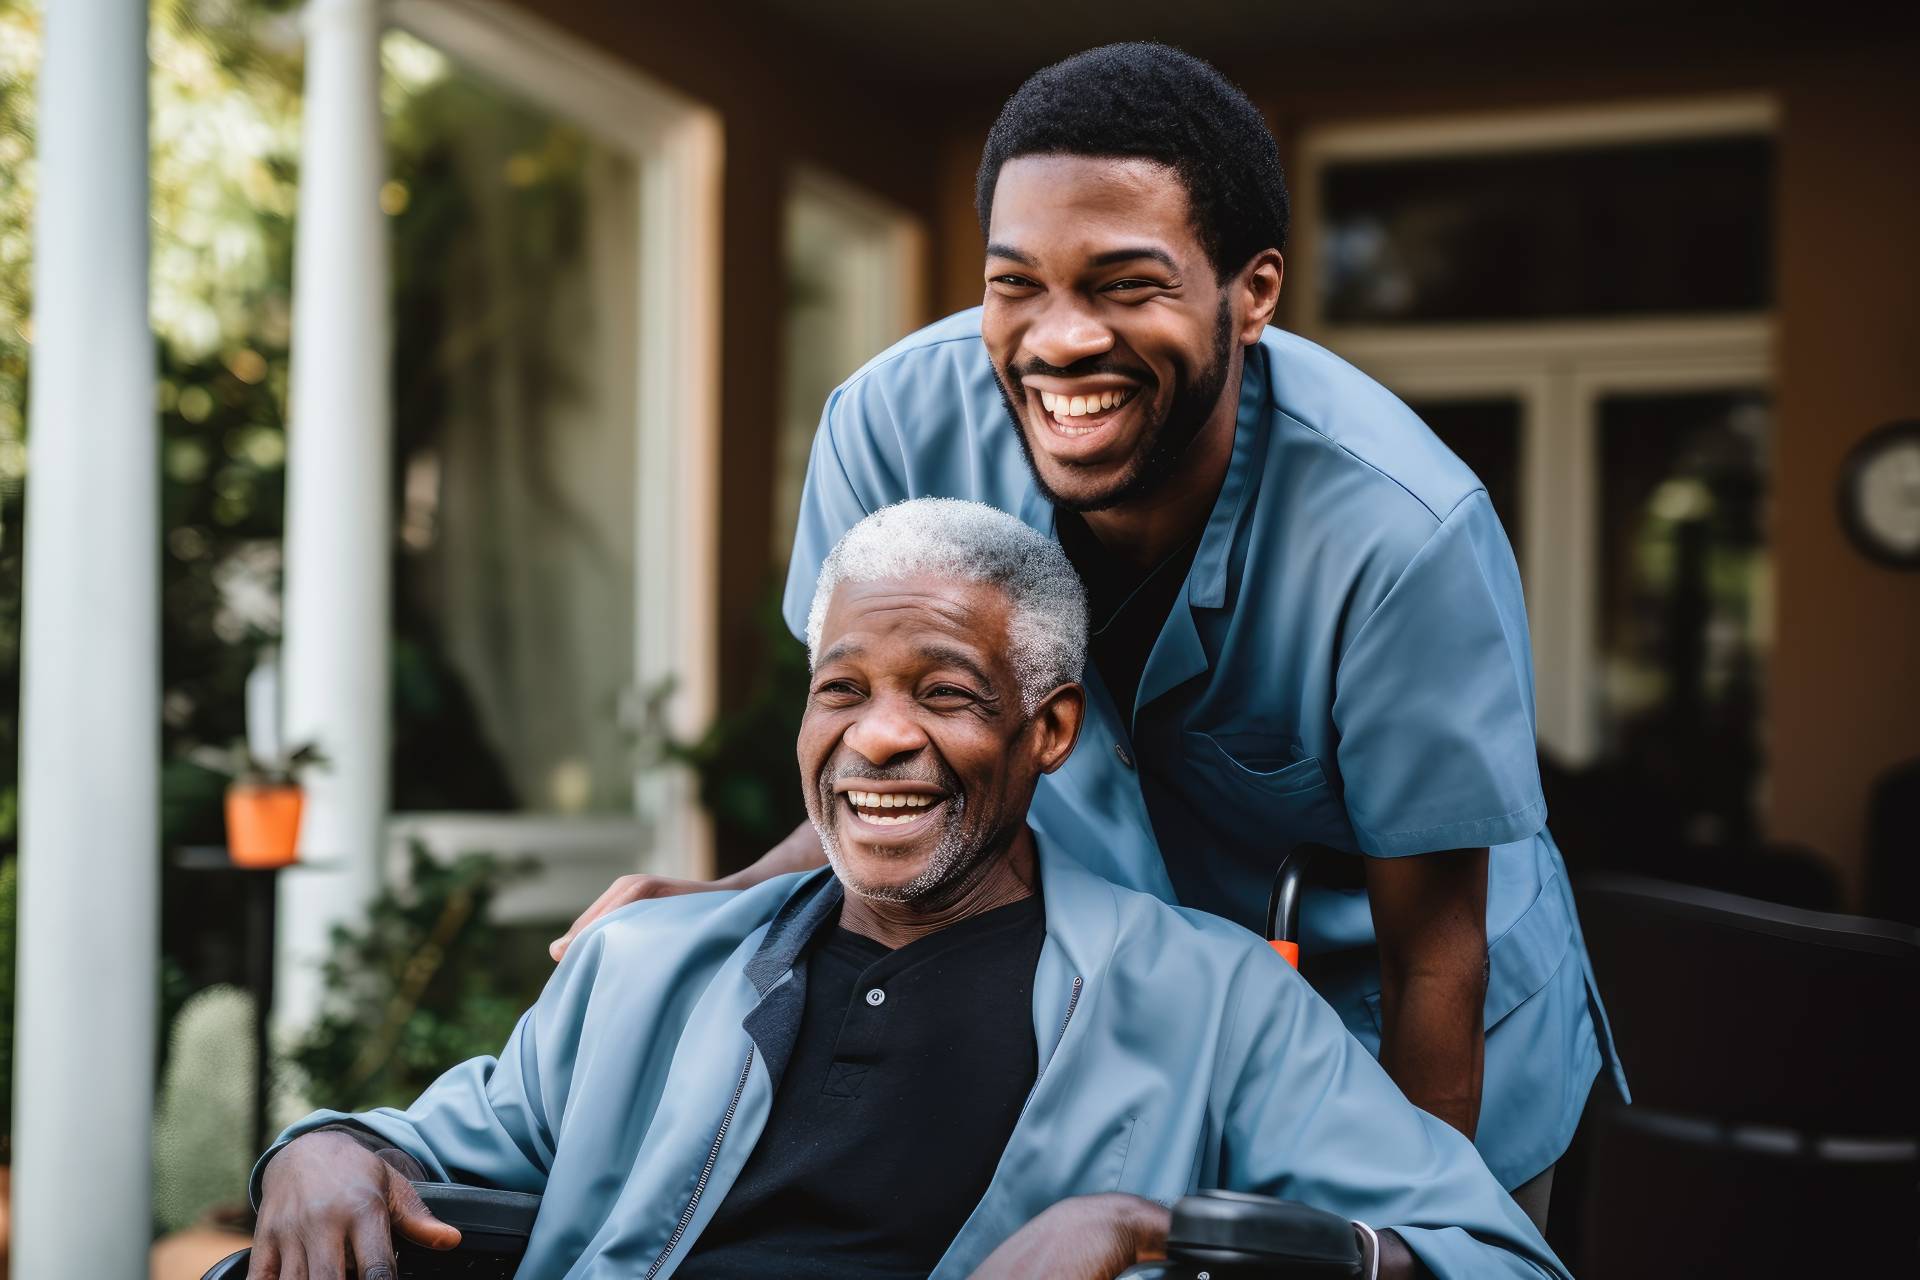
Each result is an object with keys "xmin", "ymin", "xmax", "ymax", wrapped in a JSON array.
[{"xmin": 225, "ymin": 783, "xmax": 304, "ymax": 868}]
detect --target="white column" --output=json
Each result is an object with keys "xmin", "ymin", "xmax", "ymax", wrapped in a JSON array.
[
  {"xmin": 12, "ymin": 0, "xmax": 157, "ymax": 1273},
  {"xmin": 276, "ymin": 0, "xmax": 392, "ymax": 1034}
]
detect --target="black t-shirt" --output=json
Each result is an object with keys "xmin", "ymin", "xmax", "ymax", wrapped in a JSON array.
[
  {"xmin": 1055, "ymin": 508, "xmax": 1202, "ymax": 724},
  {"xmin": 677, "ymin": 892, "xmax": 1047, "ymax": 1280}
]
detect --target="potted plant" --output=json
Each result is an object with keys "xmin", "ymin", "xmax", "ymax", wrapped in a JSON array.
[{"xmin": 218, "ymin": 742, "xmax": 323, "ymax": 868}]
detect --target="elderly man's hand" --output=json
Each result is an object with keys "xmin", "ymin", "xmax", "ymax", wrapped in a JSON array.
[
  {"xmin": 968, "ymin": 1193, "xmax": 1171, "ymax": 1280},
  {"xmin": 250, "ymin": 1131, "xmax": 460, "ymax": 1279}
]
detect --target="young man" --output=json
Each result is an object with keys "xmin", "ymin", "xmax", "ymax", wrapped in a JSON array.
[
  {"xmin": 250, "ymin": 501, "xmax": 1566, "ymax": 1280},
  {"xmin": 555, "ymin": 45, "xmax": 1624, "ymax": 1215}
]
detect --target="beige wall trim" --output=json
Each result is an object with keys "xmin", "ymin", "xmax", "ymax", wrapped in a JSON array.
[{"xmin": 1297, "ymin": 93, "xmax": 1779, "ymax": 162}]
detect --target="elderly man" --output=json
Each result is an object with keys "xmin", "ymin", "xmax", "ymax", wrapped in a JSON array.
[{"xmin": 249, "ymin": 500, "xmax": 1566, "ymax": 1280}]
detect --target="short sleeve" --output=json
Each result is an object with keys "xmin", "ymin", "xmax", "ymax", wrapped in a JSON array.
[{"xmin": 1332, "ymin": 490, "xmax": 1546, "ymax": 856}]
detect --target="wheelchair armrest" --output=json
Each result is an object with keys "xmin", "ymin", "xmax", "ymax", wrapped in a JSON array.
[
  {"xmin": 1117, "ymin": 1190, "xmax": 1365, "ymax": 1279},
  {"xmin": 199, "ymin": 1183, "xmax": 541, "ymax": 1280}
]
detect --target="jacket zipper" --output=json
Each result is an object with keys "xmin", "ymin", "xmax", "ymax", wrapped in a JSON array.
[
  {"xmin": 643, "ymin": 1047, "xmax": 757, "ymax": 1280},
  {"xmin": 1020, "ymin": 975, "xmax": 1083, "ymax": 1117}
]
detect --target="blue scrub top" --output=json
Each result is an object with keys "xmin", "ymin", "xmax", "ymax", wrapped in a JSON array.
[{"xmin": 781, "ymin": 308, "xmax": 1627, "ymax": 1188}]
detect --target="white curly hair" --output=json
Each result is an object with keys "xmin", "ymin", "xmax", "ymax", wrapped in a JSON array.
[{"xmin": 805, "ymin": 498, "xmax": 1089, "ymax": 713}]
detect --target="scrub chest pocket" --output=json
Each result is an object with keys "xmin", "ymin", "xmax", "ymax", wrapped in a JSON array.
[{"xmin": 1181, "ymin": 730, "xmax": 1357, "ymax": 854}]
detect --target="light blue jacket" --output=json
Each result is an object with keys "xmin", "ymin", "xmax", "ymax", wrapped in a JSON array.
[
  {"xmin": 781, "ymin": 310, "xmax": 1628, "ymax": 1187},
  {"xmin": 257, "ymin": 842, "xmax": 1569, "ymax": 1279}
]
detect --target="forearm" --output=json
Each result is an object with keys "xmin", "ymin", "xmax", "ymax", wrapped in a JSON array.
[
  {"xmin": 1376, "ymin": 1227, "xmax": 1436, "ymax": 1280},
  {"xmin": 1377, "ymin": 964, "xmax": 1486, "ymax": 1138},
  {"xmin": 716, "ymin": 819, "xmax": 826, "ymax": 889},
  {"xmin": 1366, "ymin": 847, "xmax": 1489, "ymax": 1139}
]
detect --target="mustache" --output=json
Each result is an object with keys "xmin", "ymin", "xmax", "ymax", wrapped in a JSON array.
[
  {"xmin": 822, "ymin": 758, "xmax": 960, "ymax": 793},
  {"xmin": 1008, "ymin": 355, "xmax": 1153, "ymax": 385}
]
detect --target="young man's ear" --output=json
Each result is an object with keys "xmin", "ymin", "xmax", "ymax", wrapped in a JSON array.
[
  {"xmin": 1236, "ymin": 249, "xmax": 1284, "ymax": 345},
  {"xmin": 1029, "ymin": 682, "xmax": 1086, "ymax": 774}
]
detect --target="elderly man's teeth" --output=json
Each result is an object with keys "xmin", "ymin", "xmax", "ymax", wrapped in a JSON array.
[{"xmin": 846, "ymin": 791, "xmax": 935, "ymax": 811}]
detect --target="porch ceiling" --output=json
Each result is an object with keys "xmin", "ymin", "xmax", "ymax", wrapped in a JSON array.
[{"xmin": 737, "ymin": 0, "xmax": 1792, "ymax": 88}]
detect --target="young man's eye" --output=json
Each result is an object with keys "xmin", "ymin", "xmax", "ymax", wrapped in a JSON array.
[{"xmin": 989, "ymin": 274, "xmax": 1038, "ymax": 290}]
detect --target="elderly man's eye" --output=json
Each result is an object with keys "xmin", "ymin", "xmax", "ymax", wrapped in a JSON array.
[{"xmin": 813, "ymin": 679, "xmax": 862, "ymax": 699}]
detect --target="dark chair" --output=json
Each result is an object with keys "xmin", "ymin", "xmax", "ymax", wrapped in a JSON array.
[
  {"xmin": 1571, "ymin": 874, "xmax": 1920, "ymax": 1277},
  {"xmin": 1866, "ymin": 755, "xmax": 1920, "ymax": 926},
  {"xmin": 201, "ymin": 1183, "xmax": 540, "ymax": 1279}
]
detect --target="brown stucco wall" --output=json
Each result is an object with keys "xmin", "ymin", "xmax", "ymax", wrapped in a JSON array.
[{"xmin": 1769, "ymin": 46, "xmax": 1920, "ymax": 902}]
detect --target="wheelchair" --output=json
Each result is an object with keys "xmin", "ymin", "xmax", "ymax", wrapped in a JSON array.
[
  {"xmin": 201, "ymin": 1182, "xmax": 541, "ymax": 1278},
  {"xmin": 208, "ymin": 854, "xmax": 1338, "ymax": 1279},
  {"xmin": 204, "ymin": 1186, "xmax": 1366, "ymax": 1279}
]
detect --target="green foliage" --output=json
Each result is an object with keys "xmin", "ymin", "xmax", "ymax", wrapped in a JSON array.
[
  {"xmin": 0, "ymin": 854, "xmax": 15, "ymax": 1158},
  {"xmin": 151, "ymin": 984, "xmax": 255, "ymax": 1230},
  {"xmin": 664, "ymin": 588, "xmax": 812, "ymax": 855},
  {"xmin": 0, "ymin": 0, "xmax": 308, "ymax": 849},
  {"xmin": 284, "ymin": 843, "xmax": 540, "ymax": 1114}
]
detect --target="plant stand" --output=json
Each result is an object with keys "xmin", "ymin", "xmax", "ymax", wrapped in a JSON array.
[{"xmin": 170, "ymin": 850, "xmax": 334, "ymax": 1158}]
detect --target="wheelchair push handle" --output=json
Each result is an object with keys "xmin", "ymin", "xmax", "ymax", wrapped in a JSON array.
[{"xmin": 1264, "ymin": 844, "xmax": 1324, "ymax": 969}]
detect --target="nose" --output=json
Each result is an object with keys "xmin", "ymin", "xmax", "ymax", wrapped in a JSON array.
[
  {"xmin": 1023, "ymin": 292, "xmax": 1114, "ymax": 370},
  {"xmin": 842, "ymin": 698, "xmax": 930, "ymax": 766}
]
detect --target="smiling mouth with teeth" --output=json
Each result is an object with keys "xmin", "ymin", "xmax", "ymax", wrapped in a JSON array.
[
  {"xmin": 844, "ymin": 790, "xmax": 944, "ymax": 827},
  {"xmin": 1036, "ymin": 387, "xmax": 1139, "ymax": 435}
]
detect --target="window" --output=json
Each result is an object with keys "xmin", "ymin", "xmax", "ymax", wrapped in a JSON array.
[
  {"xmin": 1407, "ymin": 397, "xmax": 1524, "ymax": 557},
  {"xmin": 1320, "ymin": 136, "xmax": 1773, "ymax": 324},
  {"xmin": 1596, "ymin": 390, "xmax": 1770, "ymax": 845},
  {"xmin": 386, "ymin": 34, "xmax": 641, "ymax": 817},
  {"xmin": 775, "ymin": 170, "xmax": 924, "ymax": 564},
  {"xmin": 1296, "ymin": 98, "xmax": 1776, "ymax": 846},
  {"xmin": 378, "ymin": 0, "xmax": 722, "ymax": 906}
]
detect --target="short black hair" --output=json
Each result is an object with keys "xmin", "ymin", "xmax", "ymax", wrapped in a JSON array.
[{"xmin": 975, "ymin": 43, "xmax": 1289, "ymax": 280}]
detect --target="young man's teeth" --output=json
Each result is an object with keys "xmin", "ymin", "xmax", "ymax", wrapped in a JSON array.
[{"xmin": 1038, "ymin": 389, "xmax": 1131, "ymax": 419}]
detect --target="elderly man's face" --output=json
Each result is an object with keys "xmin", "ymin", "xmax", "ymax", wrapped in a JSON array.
[{"xmin": 799, "ymin": 574, "xmax": 1080, "ymax": 906}]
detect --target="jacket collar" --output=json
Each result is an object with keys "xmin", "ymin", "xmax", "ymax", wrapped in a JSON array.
[
  {"xmin": 1132, "ymin": 344, "xmax": 1272, "ymax": 711},
  {"xmin": 743, "ymin": 867, "xmax": 842, "ymax": 996},
  {"xmin": 739, "ymin": 833, "xmax": 1122, "ymax": 1003}
]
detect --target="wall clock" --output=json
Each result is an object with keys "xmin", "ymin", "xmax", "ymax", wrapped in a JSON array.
[{"xmin": 1839, "ymin": 420, "xmax": 1920, "ymax": 569}]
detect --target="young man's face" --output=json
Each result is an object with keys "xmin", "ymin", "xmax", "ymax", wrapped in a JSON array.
[
  {"xmin": 981, "ymin": 154, "xmax": 1239, "ymax": 513},
  {"xmin": 798, "ymin": 574, "xmax": 1079, "ymax": 906}
]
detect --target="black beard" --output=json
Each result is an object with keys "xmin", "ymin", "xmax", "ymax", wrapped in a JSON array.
[{"xmin": 993, "ymin": 296, "xmax": 1236, "ymax": 514}]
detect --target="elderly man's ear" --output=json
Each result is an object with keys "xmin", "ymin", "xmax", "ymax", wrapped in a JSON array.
[{"xmin": 1029, "ymin": 682, "xmax": 1087, "ymax": 775}]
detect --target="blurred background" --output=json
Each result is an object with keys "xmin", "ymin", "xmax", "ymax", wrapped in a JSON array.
[{"xmin": 0, "ymin": 0, "xmax": 1916, "ymax": 1276}]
